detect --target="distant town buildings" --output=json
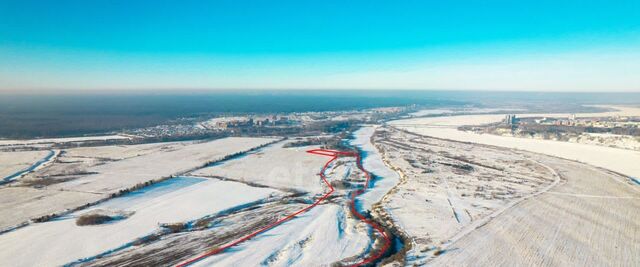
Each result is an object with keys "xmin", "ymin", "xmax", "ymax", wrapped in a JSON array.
[
  {"xmin": 123, "ymin": 107, "xmax": 408, "ymax": 138},
  {"xmin": 528, "ymin": 115, "xmax": 640, "ymax": 128},
  {"xmin": 504, "ymin": 114, "xmax": 518, "ymax": 125}
]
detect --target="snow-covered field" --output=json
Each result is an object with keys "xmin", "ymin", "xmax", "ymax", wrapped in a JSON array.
[
  {"xmin": 431, "ymin": 156, "xmax": 640, "ymax": 266},
  {"xmin": 190, "ymin": 154, "xmax": 385, "ymax": 266},
  {"xmin": 0, "ymin": 135, "xmax": 131, "ymax": 148},
  {"xmin": 74, "ymin": 141, "xmax": 376, "ymax": 266},
  {"xmin": 372, "ymin": 128, "xmax": 557, "ymax": 264},
  {"xmin": 191, "ymin": 143, "xmax": 328, "ymax": 193},
  {"xmin": 0, "ymin": 187, "xmax": 99, "ymax": 230},
  {"xmin": 0, "ymin": 177, "xmax": 281, "ymax": 267},
  {"xmin": 194, "ymin": 204, "xmax": 371, "ymax": 267},
  {"xmin": 62, "ymin": 141, "xmax": 194, "ymax": 160},
  {"xmin": 0, "ymin": 137, "xmax": 276, "ymax": 230},
  {"xmin": 390, "ymin": 105, "xmax": 640, "ymax": 178},
  {"xmin": 0, "ymin": 150, "xmax": 51, "ymax": 180},
  {"xmin": 52, "ymin": 137, "xmax": 277, "ymax": 193},
  {"xmin": 383, "ymin": 105, "xmax": 640, "ymax": 265}
]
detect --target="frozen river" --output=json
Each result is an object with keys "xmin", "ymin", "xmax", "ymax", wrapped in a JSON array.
[
  {"xmin": 390, "ymin": 108, "xmax": 640, "ymax": 179},
  {"xmin": 350, "ymin": 126, "xmax": 400, "ymax": 211}
]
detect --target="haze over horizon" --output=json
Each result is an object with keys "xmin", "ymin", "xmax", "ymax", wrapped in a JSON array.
[{"xmin": 1, "ymin": 0, "xmax": 639, "ymax": 92}]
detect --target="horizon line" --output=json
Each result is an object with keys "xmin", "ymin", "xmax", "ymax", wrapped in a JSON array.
[{"xmin": 1, "ymin": 88, "xmax": 640, "ymax": 95}]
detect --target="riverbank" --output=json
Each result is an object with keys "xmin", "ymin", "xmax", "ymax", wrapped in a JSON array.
[
  {"xmin": 385, "ymin": 106, "xmax": 640, "ymax": 265},
  {"xmin": 390, "ymin": 105, "xmax": 640, "ymax": 179}
]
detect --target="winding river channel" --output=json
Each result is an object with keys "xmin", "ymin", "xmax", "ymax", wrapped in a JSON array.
[{"xmin": 350, "ymin": 126, "xmax": 400, "ymax": 211}]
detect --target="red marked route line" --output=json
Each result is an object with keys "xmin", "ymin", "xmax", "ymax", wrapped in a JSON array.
[
  {"xmin": 175, "ymin": 149, "xmax": 391, "ymax": 267},
  {"xmin": 348, "ymin": 151, "xmax": 392, "ymax": 267}
]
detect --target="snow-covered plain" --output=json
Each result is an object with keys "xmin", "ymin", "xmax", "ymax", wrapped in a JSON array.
[
  {"xmin": 78, "ymin": 143, "xmax": 374, "ymax": 266},
  {"xmin": 372, "ymin": 127, "xmax": 557, "ymax": 264},
  {"xmin": 0, "ymin": 135, "xmax": 131, "ymax": 148},
  {"xmin": 0, "ymin": 137, "xmax": 276, "ymax": 230},
  {"xmin": 0, "ymin": 177, "xmax": 280, "ymax": 267},
  {"xmin": 0, "ymin": 150, "xmax": 51, "ymax": 180},
  {"xmin": 390, "ymin": 106, "xmax": 640, "ymax": 178},
  {"xmin": 191, "ymin": 143, "xmax": 328, "ymax": 193},
  {"xmin": 188, "ymin": 142, "xmax": 377, "ymax": 266},
  {"xmin": 385, "ymin": 105, "xmax": 640, "ymax": 265},
  {"xmin": 431, "ymin": 155, "xmax": 640, "ymax": 266},
  {"xmin": 52, "ymin": 137, "xmax": 277, "ymax": 193},
  {"xmin": 62, "ymin": 141, "xmax": 192, "ymax": 160},
  {"xmin": 193, "ymin": 204, "xmax": 370, "ymax": 267}
]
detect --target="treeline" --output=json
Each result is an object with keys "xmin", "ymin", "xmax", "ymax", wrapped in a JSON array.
[{"xmin": 517, "ymin": 125, "xmax": 640, "ymax": 137}]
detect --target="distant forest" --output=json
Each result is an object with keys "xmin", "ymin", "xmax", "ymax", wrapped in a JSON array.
[
  {"xmin": 0, "ymin": 91, "xmax": 460, "ymax": 138},
  {"xmin": 3, "ymin": 90, "xmax": 639, "ymax": 139}
]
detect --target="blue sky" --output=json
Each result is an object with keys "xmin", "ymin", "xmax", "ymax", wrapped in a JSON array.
[{"xmin": 1, "ymin": 0, "xmax": 639, "ymax": 91}]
